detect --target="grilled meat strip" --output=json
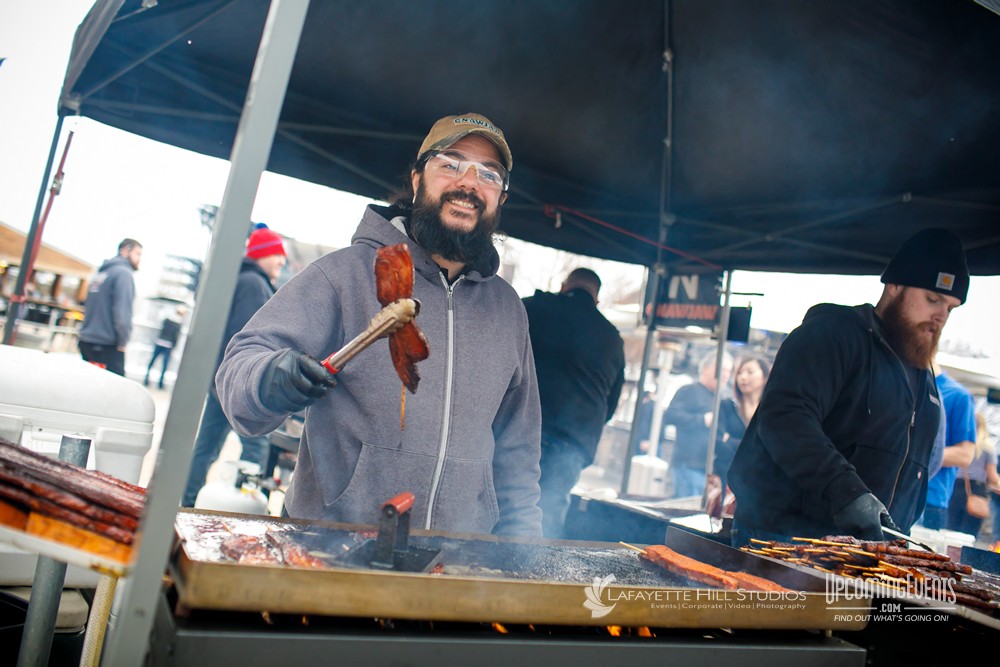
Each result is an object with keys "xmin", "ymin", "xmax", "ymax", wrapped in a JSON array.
[
  {"xmin": 729, "ymin": 571, "xmax": 794, "ymax": 592},
  {"xmin": 858, "ymin": 542, "xmax": 951, "ymax": 561},
  {"xmin": 219, "ymin": 534, "xmax": 276, "ymax": 565},
  {"xmin": 219, "ymin": 531, "xmax": 328, "ymax": 568},
  {"xmin": 952, "ymin": 580, "xmax": 994, "ymax": 601},
  {"xmin": 264, "ymin": 531, "xmax": 328, "ymax": 568},
  {"xmin": 374, "ymin": 243, "xmax": 414, "ymax": 307},
  {"xmin": 388, "ymin": 321, "xmax": 430, "ymax": 393},
  {"xmin": 822, "ymin": 536, "xmax": 908, "ymax": 548},
  {"xmin": 374, "ymin": 244, "xmax": 429, "ymax": 394},
  {"xmin": 642, "ymin": 545, "xmax": 739, "ymax": 588},
  {"xmin": 0, "ymin": 484, "xmax": 134, "ymax": 544},
  {"xmin": 0, "ymin": 467, "xmax": 138, "ymax": 531},
  {"xmin": 878, "ymin": 553, "xmax": 973, "ymax": 575},
  {"xmin": 0, "ymin": 439, "xmax": 145, "ymax": 518},
  {"xmin": 642, "ymin": 545, "xmax": 790, "ymax": 592}
]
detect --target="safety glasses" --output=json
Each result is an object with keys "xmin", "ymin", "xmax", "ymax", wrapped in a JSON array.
[{"xmin": 422, "ymin": 150, "xmax": 510, "ymax": 192}]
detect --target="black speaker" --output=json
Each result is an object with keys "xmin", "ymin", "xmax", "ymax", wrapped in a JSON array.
[{"xmin": 727, "ymin": 307, "xmax": 752, "ymax": 342}]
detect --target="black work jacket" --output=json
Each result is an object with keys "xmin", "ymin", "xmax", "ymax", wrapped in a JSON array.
[
  {"xmin": 522, "ymin": 288, "xmax": 625, "ymax": 462},
  {"xmin": 728, "ymin": 303, "xmax": 940, "ymax": 535}
]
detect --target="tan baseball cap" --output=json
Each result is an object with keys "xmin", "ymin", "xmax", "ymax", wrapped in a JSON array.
[{"xmin": 418, "ymin": 113, "xmax": 513, "ymax": 171}]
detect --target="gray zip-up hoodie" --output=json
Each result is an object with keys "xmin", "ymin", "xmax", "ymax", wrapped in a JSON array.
[
  {"xmin": 78, "ymin": 254, "xmax": 136, "ymax": 347},
  {"xmin": 216, "ymin": 205, "xmax": 543, "ymax": 537}
]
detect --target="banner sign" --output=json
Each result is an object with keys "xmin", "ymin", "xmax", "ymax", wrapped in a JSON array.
[{"xmin": 649, "ymin": 271, "xmax": 723, "ymax": 329}]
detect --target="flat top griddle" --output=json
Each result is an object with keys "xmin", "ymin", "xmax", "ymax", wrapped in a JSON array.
[
  {"xmin": 174, "ymin": 510, "xmax": 682, "ymax": 587},
  {"xmin": 170, "ymin": 510, "xmax": 871, "ymax": 631}
]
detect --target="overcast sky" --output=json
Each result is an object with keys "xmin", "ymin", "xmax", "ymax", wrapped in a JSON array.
[{"xmin": 2, "ymin": 1, "xmax": 997, "ymax": 358}]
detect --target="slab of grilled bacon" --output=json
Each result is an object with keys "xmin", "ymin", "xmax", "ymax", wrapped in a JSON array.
[
  {"xmin": 744, "ymin": 535, "xmax": 999, "ymax": 614},
  {"xmin": 374, "ymin": 243, "xmax": 429, "ymax": 429},
  {"xmin": 639, "ymin": 544, "xmax": 791, "ymax": 592},
  {"xmin": 0, "ymin": 437, "xmax": 146, "ymax": 562},
  {"xmin": 374, "ymin": 243, "xmax": 429, "ymax": 393}
]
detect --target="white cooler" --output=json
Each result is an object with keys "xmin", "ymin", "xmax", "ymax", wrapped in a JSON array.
[{"xmin": 0, "ymin": 345, "xmax": 155, "ymax": 585}]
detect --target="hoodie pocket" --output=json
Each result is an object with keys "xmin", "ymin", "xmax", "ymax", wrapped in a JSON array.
[
  {"xmin": 322, "ymin": 442, "xmax": 437, "ymax": 527},
  {"xmin": 428, "ymin": 457, "xmax": 500, "ymax": 534}
]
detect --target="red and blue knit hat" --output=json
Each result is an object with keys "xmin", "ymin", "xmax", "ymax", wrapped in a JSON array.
[{"xmin": 245, "ymin": 227, "xmax": 286, "ymax": 260}]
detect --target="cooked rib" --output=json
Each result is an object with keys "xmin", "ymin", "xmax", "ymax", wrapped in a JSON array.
[
  {"xmin": 0, "ymin": 483, "xmax": 134, "ymax": 544},
  {"xmin": 0, "ymin": 467, "xmax": 138, "ymax": 530},
  {"xmin": 0, "ymin": 439, "xmax": 145, "ymax": 518}
]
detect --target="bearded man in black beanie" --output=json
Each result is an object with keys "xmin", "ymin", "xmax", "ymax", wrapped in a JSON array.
[{"xmin": 728, "ymin": 227, "xmax": 969, "ymax": 546}]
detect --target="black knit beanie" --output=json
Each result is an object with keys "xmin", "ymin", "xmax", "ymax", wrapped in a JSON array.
[{"xmin": 880, "ymin": 227, "xmax": 969, "ymax": 304}]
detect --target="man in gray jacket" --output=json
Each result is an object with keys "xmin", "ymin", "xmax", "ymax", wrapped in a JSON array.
[
  {"xmin": 78, "ymin": 238, "xmax": 142, "ymax": 376},
  {"xmin": 216, "ymin": 113, "xmax": 543, "ymax": 537}
]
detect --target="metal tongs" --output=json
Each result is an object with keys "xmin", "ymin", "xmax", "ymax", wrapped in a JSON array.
[
  {"xmin": 881, "ymin": 525, "xmax": 936, "ymax": 553},
  {"xmin": 318, "ymin": 298, "xmax": 419, "ymax": 375}
]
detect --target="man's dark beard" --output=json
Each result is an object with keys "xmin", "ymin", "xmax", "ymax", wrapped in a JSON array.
[
  {"xmin": 881, "ymin": 292, "xmax": 940, "ymax": 368},
  {"xmin": 408, "ymin": 181, "xmax": 500, "ymax": 266}
]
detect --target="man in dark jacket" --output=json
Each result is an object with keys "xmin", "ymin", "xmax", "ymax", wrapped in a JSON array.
[
  {"xmin": 181, "ymin": 227, "xmax": 287, "ymax": 507},
  {"xmin": 523, "ymin": 268, "xmax": 625, "ymax": 538},
  {"xmin": 728, "ymin": 228, "xmax": 970, "ymax": 546},
  {"xmin": 78, "ymin": 238, "xmax": 143, "ymax": 376},
  {"xmin": 663, "ymin": 351, "xmax": 733, "ymax": 499}
]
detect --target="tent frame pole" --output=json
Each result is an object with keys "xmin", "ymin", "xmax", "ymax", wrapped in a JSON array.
[
  {"xmin": 100, "ymin": 1, "xmax": 311, "ymax": 664},
  {"xmin": 620, "ymin": 0, "xmax": 673, "ymax": 496},
  {"xmin": 703, "ymin": 270, "xmax": 733, "ymax": 496},
  {"xmin": 2, "ymin": 115, "xmax": 65, "ymax": 346}
]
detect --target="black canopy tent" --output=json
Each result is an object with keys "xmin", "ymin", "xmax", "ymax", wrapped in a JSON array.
[
  {"xmin": 55, "ymin": 0, "xmax": 1000, "ymax": 274},
  {"xmin": 10, "ymin": 1, "xmax": 1000, "ymax": 662}
]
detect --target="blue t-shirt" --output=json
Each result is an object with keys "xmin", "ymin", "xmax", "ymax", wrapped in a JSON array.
[
  {"xmin": 925, "ymin": 372, "xmax": 977, "ymax": 508},
  {"xmin": 927, "ymin": 398, "xmax": 946, "ymax": 480}
]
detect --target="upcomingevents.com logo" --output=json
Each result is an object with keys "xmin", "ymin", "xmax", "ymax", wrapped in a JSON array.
[{"xmin": 583, "ymin": 574, "xmax": 617, "ymax": 618}]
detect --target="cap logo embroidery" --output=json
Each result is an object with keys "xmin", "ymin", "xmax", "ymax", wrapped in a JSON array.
[
  {"xmin": 935, "ymin": 272, "xmax": 955, "ymax": 291},
  {"xmin": 453, "ymin": 117, "xmax": 500, "ymax": 136}
]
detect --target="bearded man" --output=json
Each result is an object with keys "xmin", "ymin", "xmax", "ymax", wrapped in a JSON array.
[
  {"xmin": 216, "ymin": 113, "xmax": 543, "ymax": 536},
  {"xmin": 728, "ymin": 228, "xmax": 970, "ymax": 545},
  {"xmin": 78, "ymin": 238, "xmax": 143, "ymax": 376}
]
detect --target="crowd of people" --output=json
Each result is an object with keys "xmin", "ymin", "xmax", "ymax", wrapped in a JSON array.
[{"xmin": 68, "ymin": 111, "xmax": 997, "ymax": 546}]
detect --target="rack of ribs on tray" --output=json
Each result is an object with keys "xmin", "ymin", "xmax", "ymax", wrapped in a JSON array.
[
  {"xmin": 0, "ymin": 437, "xmax": 146, "ymax": 563},
  {"xmin": 743, "ymin": 535, "xmax": 999, "ymax": 615}
]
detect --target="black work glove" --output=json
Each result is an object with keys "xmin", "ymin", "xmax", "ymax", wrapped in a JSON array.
[
  {"xmin": 833, "ymin": 492, "xmax": 900, "ymax": 541},
  {"xmin": 259, "ymin": 349, "xmax": 336, "ymax": 414}
]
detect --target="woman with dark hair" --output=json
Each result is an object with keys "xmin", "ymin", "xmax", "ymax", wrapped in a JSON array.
[{"xmin": 714, "ymin": 354, "xmax": 771, "ymax": 490}]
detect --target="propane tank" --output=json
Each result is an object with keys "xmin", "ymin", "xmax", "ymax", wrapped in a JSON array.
[
  {"xmin": 194, "ymin": 460, "xmax": 269, "ymax": 515},
  {"xmin": 626, "ymin": 454, "xmax": 669, "ymax": 498}
]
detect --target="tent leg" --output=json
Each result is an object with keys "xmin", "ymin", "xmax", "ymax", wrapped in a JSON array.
[
  {"xmin": 702, "ymin": 270, "xmax": 733, "ymax": 511},
  {"xmin": 2, "ymin": 114, "xmax": 64, "ymax": 346},
  {"xmin": 620, "ymin": 266, "xmax": 664, "ymax": 496},
  {"xmin": 99, "ymin": 1, "xmax": 312, "ymax": 665}
]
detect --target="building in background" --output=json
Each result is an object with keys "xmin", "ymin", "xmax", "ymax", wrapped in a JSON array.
[{"xmin": 0, "ymin": 220, "xmax": 94, "ymax": 351}]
